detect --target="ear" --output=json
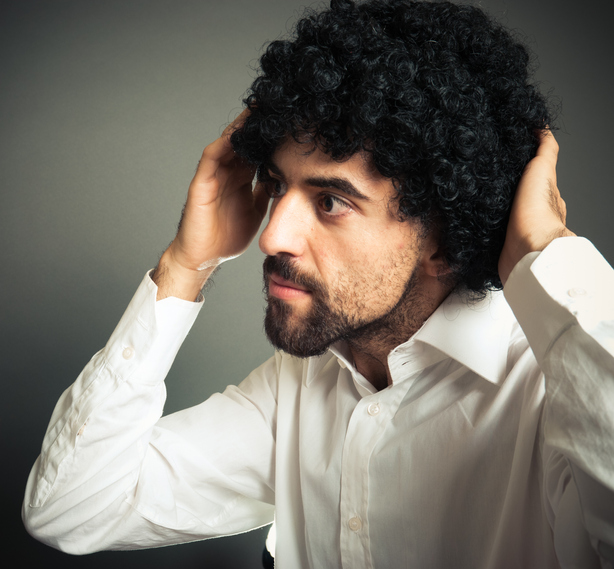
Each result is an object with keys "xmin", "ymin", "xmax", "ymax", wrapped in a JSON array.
[{"xmin": 419, "ymin": 231, "xmax": 452, "ymax": 279}]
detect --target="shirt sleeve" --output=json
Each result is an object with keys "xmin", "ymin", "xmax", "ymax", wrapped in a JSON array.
[
  {"xmin": 22, "ymin": 272, "xmax": 277, "ymax": 554},
  {"xmin": 504, "ymin": 237, "xmax": 614, "ymax": 566}
]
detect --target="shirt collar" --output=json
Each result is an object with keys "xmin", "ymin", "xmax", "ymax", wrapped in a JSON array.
[
  {"xmin": 304, "ymin": 289, "xmax": 516, "ymax": 388},
  {"xmin": 414, "ymin": 289, "xmax": 515, "ymax": 385}
]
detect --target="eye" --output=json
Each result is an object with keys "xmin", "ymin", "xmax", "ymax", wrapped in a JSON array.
[
  {"xmin": 266, "ymin": 179, "xmax": 284, "ymax": 199},
  {"xmin": 258, "ymin": 168, "xmax": 286, "ymax": 199},
  {"xmin": 318, "ymin": 194, "xmax": 352, "ymax": 216}
]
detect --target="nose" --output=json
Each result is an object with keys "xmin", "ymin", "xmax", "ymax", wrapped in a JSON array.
[{"xmin": 259, "ymin": 191, "xmax": 309, "ymax": 258}]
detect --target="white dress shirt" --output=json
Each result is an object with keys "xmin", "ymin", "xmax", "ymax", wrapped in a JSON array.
[{"xmin": 23, "ymin": 237, "xmax": 614, "ymax": 568}]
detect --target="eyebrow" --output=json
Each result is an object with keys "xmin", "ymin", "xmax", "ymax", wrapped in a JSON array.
[
  {"xmin": 265, "ymin": 161, "xmax": 372, "ymax": 202},
  {"xmin": 305, "ymin": 176, "xmax": 372, "ymax": 201}
]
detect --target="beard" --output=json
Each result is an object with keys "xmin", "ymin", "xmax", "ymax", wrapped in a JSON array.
[{"xmin": 263, "ymin": 255, "xmax": 422, "ymax": 358}]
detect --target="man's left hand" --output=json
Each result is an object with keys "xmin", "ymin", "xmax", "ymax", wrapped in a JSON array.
[{"xmin": 498, "ymin": 129, "xmax": 575, "ymax": 285}]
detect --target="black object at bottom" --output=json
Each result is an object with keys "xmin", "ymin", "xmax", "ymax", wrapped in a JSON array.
[{"xmin": 262, "ymin": 546, "xmax": 275, "ymax": 568}]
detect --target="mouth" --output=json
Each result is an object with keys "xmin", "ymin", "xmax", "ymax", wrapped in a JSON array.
[{"xmin": 269, "ymin": 272, "xmax": 312, "ymax": 301}]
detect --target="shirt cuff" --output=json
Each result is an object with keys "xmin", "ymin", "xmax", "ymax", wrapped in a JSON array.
[
  {"xmin": 504, "ymin": 237, "xmax": 614, "ymax": 363},
  {"xmin": 102, "ymin": 271, "xmax": 204, "ymax": 386}
]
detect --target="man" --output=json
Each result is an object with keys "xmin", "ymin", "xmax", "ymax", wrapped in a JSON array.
[{"xmin": 23, "ymin": 1, "xmax": 614, "ymax": 567}]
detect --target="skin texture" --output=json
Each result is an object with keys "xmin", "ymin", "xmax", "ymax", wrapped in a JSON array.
[
  {"xmin": 230, "ymin": 0, "xmax": 554, "ymax": 294},
  {"xmin": 498, "ymin": 129, "xmax": 575, "ymax": 284},
  {"xmin": 153, "ymin": 115, "xmax": 571, "ymax": 390},
  {"xmin": 153, "ymin": 111, "xmax": 269, "ymax": 302},
  {"xmin": 258, "ymin": 139, "xmax": 451, "ymax": 388}
]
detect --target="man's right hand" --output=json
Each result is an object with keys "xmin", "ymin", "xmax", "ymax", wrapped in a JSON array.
[{"xmin": 153, "ymin": 110, "xmax": 269, "ymax": 301}]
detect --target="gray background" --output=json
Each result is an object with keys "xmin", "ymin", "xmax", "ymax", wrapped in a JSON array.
[{"xmin": 2, "ymin": 0, "xmax": 612, "ymax": 567}]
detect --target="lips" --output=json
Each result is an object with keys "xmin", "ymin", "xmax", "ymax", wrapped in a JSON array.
[
  {"xmin": 270, "ymin": 272, "xmax": 308, "ymax": 290},
  {"xmin": 269, "ymin": 272, "xmax": 311, "ymax": 300}
]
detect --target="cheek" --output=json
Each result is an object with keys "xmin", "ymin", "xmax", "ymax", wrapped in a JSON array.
[{"xmin": 312, "ymin": 225, "xmax": 417, "ymax": 290}]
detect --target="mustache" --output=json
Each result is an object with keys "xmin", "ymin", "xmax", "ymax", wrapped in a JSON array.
[{"xmin": 263, "ymin": 255, "xmax": 325, "ymax": 296}]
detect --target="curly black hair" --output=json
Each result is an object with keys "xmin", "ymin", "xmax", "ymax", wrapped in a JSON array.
[{"xmin": 231, "ymin": 0, "xmax": 553, "ymax": 293}]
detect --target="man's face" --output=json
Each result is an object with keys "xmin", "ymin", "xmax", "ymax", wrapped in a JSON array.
[{"xmin": 259, "ymin": 139, "xmax": 434, "ymax": 358}]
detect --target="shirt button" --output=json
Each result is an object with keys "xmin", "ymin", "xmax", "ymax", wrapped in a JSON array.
[
  {"xmin": 348, "ymin": 516, "xmax": 362, "ymax": 532},
  {"xmin": 568, "ymin": 287, "xmax": 587, "ymax": 298},
  {"xmin": 122, "ymin": 346, "xmax": 135, "ymax": 360},
  {"xmin": 367, "ymin": 402, "xmax": 380, "ymax": 416}
]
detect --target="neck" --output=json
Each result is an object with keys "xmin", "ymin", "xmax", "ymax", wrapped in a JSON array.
[{"xmin": 348, "ymin": 277, "xmax": 451, "ymax": 391}]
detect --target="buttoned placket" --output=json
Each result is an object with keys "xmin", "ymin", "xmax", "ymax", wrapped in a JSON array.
[{"xmin": 337, "ymin": 347, "xmax": 426, "ymax": 569}]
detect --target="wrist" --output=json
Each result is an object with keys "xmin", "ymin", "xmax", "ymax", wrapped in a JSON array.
[
  {"xmin": 499, "ymin": 227, "xmax": 575, "ymax": 287},
  {"xmin": 152, "ymin": 248, "xmax": 217, "ymax": 301}
]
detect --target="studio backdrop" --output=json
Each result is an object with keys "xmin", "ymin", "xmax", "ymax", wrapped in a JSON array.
[{"xmin": 2, "ymin": 0, "xmax": 612, "ymax": 567}]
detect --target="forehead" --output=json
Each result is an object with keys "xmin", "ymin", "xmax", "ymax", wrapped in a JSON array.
[{"xmin": 270, "ymin": 138, "xmax": 395, "ymax": 200}]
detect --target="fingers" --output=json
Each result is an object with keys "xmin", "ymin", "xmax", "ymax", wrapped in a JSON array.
[
  {"xmin": 522, "ymin": 128, "xmax": 559, "ymax": 189},
  {"xmin": 221, "ymin": 108, "xmax": 250, "ymax": 139},
  {"xmin": 199, "ymin": 130, "xmax": 235, "ymax": 166},
  {"xmin": 535, "ymin": 128, "xmax": 559, "ymax": 162},
  {"xmin": 195, "ymin": 108, "xmax": 251, "ymax": 181}
]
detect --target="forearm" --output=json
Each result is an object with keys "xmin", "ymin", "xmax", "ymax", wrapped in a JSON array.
[
  {"xmin": 23, "ymin": 272, "xmax": 278, "ymax": 554},
  {"xmin": 504, "ymin": 237, "xmax": 614, "ymax": 561},
  {"xmin": 23, "ymin": 273, "xmax": 203, "ymax": 552}
]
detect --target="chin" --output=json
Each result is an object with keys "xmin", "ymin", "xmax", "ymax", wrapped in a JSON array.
[{"xmin": 264, "ymin": 298, "xmax": 335, "ymax": 358}]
